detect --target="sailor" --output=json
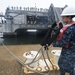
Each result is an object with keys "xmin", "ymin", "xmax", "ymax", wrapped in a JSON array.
[{"xmin": 50, "ymin": 6, "xmax": 75, "ymax": 75}]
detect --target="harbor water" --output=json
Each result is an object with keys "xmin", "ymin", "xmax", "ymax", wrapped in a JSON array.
[
  {"xmin": 0, "ymin": 33, "xmax": 46, "ymax": 45},
  {"xmin": 0, "ymin": 28, "xmax": 49, "ymax": 45}
]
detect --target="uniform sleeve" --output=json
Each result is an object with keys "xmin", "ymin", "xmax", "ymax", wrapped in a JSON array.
[{"xmin": 52, "ymin": 25, "xmax": 75, "ymax": 47}]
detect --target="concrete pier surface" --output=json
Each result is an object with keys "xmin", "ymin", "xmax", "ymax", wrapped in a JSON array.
[{"xmin": 0, "ymin": 44, "xmax": 69, "ymax": 75}]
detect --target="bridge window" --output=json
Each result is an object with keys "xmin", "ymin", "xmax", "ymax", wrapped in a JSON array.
[{"xmin": 27, "ymin": 15, "xmax": 49, "ymax": 25}]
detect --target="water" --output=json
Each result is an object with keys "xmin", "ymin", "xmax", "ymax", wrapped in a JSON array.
[
  {"xmin": 3, "ymin": 37, "xmax": 42, "ymax": 45},
  {"xmin": 0, "ymin": 29, "xmax": 49, "ymax": 45},
  {"xmin": 2, "ymin": 28, "xmax": 49, "ymax": 45},
  {"xmin": 1, "ymin": 35, "xmax": 44, "ymax": 45}
]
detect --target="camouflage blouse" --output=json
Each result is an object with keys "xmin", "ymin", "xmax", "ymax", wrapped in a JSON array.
[{"xmin": 53, "ymin": 24, "xmax": 75, "ymax": 71}]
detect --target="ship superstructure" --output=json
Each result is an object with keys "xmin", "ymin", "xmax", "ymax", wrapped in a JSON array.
[{"xmin": 0, "ymin": 4, "xmax": 64, "ymax": 37}]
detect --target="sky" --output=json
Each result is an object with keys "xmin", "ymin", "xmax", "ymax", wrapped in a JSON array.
[{"xmin": 0, "ymin": 0, "xmax": 75, "ymax": 14}]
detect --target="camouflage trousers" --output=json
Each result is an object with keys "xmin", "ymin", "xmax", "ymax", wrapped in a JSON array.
[
  {"xmin": 58, "ymin": 47, "xmax": 75, "ymax": 75},
  {"xmin": 60, "ymin": 67, "xmax": 75, "ymax": 75}
]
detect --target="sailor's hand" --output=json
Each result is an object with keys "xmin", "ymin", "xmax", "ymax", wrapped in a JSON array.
[
  {"xmin": 56, "ymin": 22, "xmax": 61, "ymax": 28},
  {"xmin": 49, "ymin": 44, "xmax": 53, "ymax": 48},
  {"xmin": 56, "ymin": 22, "xmax": 63, "ymax": 28}
]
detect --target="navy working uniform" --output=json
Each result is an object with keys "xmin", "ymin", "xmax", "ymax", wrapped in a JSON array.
[{"xmin": 53, "ymin": 24, "xmax": 75, "ymax": 75}]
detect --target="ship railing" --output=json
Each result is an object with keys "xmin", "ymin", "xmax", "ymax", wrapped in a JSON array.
[{"xmin": 14, "ymin": 24, "xmax": 49, "ymax": 29}]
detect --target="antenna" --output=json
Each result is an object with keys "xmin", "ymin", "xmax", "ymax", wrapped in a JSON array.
[
  {"xmin": 35, "ymin": 3, "xmax": 37, "ymax": 16},
  {"xmin": 35, "ymin": 3, "xmax": 36, "ymax": 10}
]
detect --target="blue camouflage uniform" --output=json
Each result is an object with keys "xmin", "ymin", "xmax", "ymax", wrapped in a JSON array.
[{"xmin": 53, "ymin": 24, "xmax": 75, "ymax": 75}]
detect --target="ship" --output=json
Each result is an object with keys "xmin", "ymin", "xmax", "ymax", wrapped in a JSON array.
[{"xmin": 0, "ymin": 4, "xmax": 66, "ymax": 37}]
